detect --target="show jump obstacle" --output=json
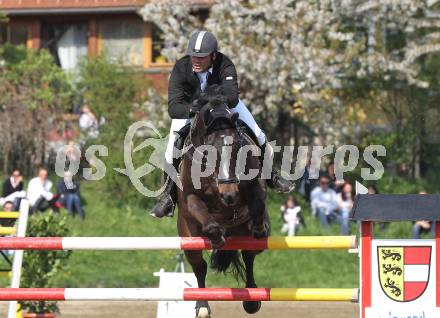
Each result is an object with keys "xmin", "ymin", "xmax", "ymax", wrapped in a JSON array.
[
  {"xmin": 352, "ymin": 194, "xmax": 440, "ymax": 318},
  {"xmin": 0, "ymin": 194, "xmax": 439, "ymax": 318}
]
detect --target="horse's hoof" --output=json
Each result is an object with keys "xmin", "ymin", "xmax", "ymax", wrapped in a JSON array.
[
  {"xmin": 203, "ymin": 222, "xmax": 226, "ymax": 248},
  {"xmin": 251, "ymin": 222, "xmax": 269, "ymax": 239},
  {"xmin": 196, "ymin": 307, "xmax": 211, "ymax": 318},
  {"xmin": 243, "ymin": 300, "xmax": 261, "ymax": 314},
  {"xmin": 211, "ymin": 235, "xmax": 226, "ymax": 249}
]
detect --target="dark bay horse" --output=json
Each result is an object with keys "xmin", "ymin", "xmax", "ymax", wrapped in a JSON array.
[{"xmin": 177, "ymin": 86, "xmax": 270, "ymax": 318}]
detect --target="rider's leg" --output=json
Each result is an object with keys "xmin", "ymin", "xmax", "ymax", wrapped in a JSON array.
[
  {"xmin": 231, "ymin": 100, "xmax": 294, "ymax": 193},
  {"xmin": 230, "ymin": 100, "xmax": 266, "ymax": 145},
  {"xmin": 150, "ymin": 119, "xmax": 190, "ymax": 218}
]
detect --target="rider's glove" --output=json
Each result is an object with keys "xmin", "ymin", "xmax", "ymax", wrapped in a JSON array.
[{"xmin": 189, "ymin": 99, "xmax": 202, "ymax": 117}]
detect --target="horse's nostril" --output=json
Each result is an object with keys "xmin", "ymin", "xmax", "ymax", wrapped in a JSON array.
[{"xmin": 221, "ymin": 192, "xmax": 237, "ymax": 205}]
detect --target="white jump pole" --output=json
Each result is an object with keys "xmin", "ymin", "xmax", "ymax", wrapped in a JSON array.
[{"xmin": 7, "ymin": 199, "xmax": 29, "ymax": 318}]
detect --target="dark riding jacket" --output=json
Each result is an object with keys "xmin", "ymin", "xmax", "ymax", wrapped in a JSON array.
[{"xmin": 168, "ymin": 52, "xmax": 239, "ymax": 119}]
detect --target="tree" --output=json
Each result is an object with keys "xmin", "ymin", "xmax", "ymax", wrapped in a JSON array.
[
  {"xmin": 0, "ymin": 45, "xmax": 73, "ymax": 175},
  {"xmin": 139, "ymin": 0, "xmax": 440, "ymax": 151}
]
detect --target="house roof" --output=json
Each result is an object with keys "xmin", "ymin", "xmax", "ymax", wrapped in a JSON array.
[
  {"xmin": 0, "ymin": 0, "xmax": 214, "ymax": 12},
  {"xmin": 350, "ymin": 194, "xmax": 440, "ymax": 221}
]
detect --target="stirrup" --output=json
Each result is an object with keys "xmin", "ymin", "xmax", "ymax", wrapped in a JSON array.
[
  {"xmin": 150, "ymin": 193, "xmax": 175, "ymax": 218},
  {"xmin": 267, "ymin": 170, "xmax": 295, "ymax": 193}
]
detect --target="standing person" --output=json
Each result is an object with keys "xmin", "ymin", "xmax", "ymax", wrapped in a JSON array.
[
  {"xmin": 311, "ymin": 175, "xmax": 338, "ymax": 229},
  {"xmin": 337, "ymin": 182, "xmax": 354, "ymax": 235},
  {"xmin": 280, "ymin": 196, "xmax": 303, "ymax": 236},
  {"xmin": 150, "ymin": 30, "xmax": 294, "ymax": 218},
  {"xmin": 79, "ymin": 103, "xmax": 99, "ymax": 140},
  {"xmin": 56, "ymin": 171, "xmax": 84, "ymax": 220},
  {"xmin": 27, "ymin": 167, "xmax": 59, "ymax": 214}
]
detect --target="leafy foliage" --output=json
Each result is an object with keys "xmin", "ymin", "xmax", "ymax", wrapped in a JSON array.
[
  {"xmin": 77, "ymin": 56, "xmax": 161, "ymax": 206},
  {"xmin": 19, "ymin": 212, "xmax": 71, "ymax": 314},
  {"xmin": 0, "ymin": 45, "xmax": 73, "ymax": 176}
]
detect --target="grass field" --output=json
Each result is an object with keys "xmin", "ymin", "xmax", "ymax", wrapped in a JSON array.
[{"xmin": 2, "ymin": 179, "xmax": 418, "ymax": 289}]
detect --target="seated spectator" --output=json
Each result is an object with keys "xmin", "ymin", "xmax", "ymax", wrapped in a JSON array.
[
  {"xmin": 325, "ymin": 161, "xmax": 345, "ymax": 193},
  {"xmin": 368, "ymin": 185, "xmax": 378, "ymax": 195},
  {"xmin": 2, "ymin": 169, "xmax": 23, "ymax": 197},
  {"xmin": 57, "ymin": 171, "xmax": 84, "ymax": 220},
  {"xmin": 1, "ymin": 201, "xmax": 16, "ymax": 226},
  {"xmin": 311, "ymin": 175, "xmax": 338, "ymax": 229},
  {"xmin": 280, "ymin": 196, "xmax": 304, "ymax": 236},
  {"xmin": 27, "ymin": 167, "xmax": 59, "ymax": 214},
  {"xmin": 412, "ymin": 191, "xmax": 435, "ymax": 239},
  {"xmin": 337, "ymin": 182, "xmax": 354, "ymax": 235},
  {"xmin": 2, "ymin": 201, "xmax": 14, "ymax": 212},
  {"xmin": 2, "ymin": 169, "xmax": 24, "ymax": 211}
]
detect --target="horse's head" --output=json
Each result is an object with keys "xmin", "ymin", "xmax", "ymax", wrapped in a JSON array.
[{"xmin": 192, "ymin": 85, "xmax": 241, "ymax": 206}]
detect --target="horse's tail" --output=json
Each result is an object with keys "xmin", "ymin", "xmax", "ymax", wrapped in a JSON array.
[{"xmin": 210, "ymin": 250, "xmax": 246, "ymax": 283}]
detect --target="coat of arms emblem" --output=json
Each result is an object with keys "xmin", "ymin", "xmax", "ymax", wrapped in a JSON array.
[{"xmin": 378, "ymin": 246, "xmax": 431, "ymax": 302}]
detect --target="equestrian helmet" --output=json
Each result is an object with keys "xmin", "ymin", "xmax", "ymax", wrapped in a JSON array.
[{"xmin": 187, "ymin": 30, "xmax": 218, "ymax": 57}]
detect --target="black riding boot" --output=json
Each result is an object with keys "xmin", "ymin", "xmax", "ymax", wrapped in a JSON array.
[
  {"xmin": 149, "ymin": 124, "xmax": 190, "ymax": 218},
  {"xmin": 149, "ymin": 168, "xmax": 178, "ymax": 218},
  {"xmin": 260, "ymin": 142, "xmax": 295, "ymax": 193}
]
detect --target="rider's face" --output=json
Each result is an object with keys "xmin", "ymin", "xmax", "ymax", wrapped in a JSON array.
[{"xmin": 191, "ymin": 54, "xmax": 213, "ymax": 73}]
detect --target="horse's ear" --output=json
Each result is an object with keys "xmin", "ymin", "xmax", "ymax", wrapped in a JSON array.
[{"xmin": 231, "ymin": 113, "xmax": 239, "ymax": 123}]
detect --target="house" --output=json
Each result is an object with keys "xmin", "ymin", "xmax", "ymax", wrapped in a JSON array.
[{"xmin": 0, "ymin": 0, "xmax": 211, "ymax": 82}]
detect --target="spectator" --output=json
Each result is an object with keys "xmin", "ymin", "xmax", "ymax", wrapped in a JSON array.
[
  {"xmin": 2, "ymin": 169, "xmax": 23, "ymax": 197},
  {"xmin": 27, "ymin": 167, "xmax": 59, "ymax": 214},
  {"xmin": 79, "ymin": 103, "xmax": 99, "ymax": 139},
  {"xmin": 337, "ymin": 182, "xmax": 354, "ymax": 235},
  {"xmin": 1, "ymin": 201, "xmax": 15, "ymax": 226},
  {"xmin": 280, "ymin": 196, "xmax": 303, "ymax": 236},
  {"xmin": 57, "ymin": 171, "xmax": 84, "ymax": 220},
  {"xmin": 298, "ymin": 160, "xmax": 317, "ymax": 202},
  {"xmin": 367, "ymin": 185, "xmax": 378, "ymax": 195},
  {"xmin": 2, "ymin": 201, "xmax": 13, "ymax": 212},
  {"xmin": 311, "ymin": 175, "xmax": 338, "ymax": 229},
  {"xmin": 412, "ymin": 191, "xmax": 435, "ymax": 239},
  {"xmin": 1, "ymin": 169, "xmax": 25, "ymax": 210},
  {"xmin": 325, "ymin": 161, "xmax": 345, "ymax": 192},
  {"xmin": 60, "ymin": 141, "xmax": 82, "ymax": 171}
]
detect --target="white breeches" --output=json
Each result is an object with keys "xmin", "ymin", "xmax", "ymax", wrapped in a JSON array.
[{"xmin": 165, "ymin": 99, "xmax": 266, "ymax": 164}]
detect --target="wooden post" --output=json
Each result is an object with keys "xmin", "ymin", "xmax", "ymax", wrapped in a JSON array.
[
  {"xmin": 26, "ymin": 19, "xmax": 40, "ymax": 49},
  {"xmin": 436, "ymin": 221, "xmax": 440, "ymax": 307},
  {"xmin": 360, "ymin": 221, "xmax": 372, "ymax": 318},
  {"xmin": 88, "ymin": 18, "xmax": 98, "ymax": 57},
  {"xmin": 143, "ymin": 22, "xmax": 152, "ymax": 69}
]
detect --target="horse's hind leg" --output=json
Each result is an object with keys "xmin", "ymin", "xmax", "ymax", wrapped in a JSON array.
[
  {"xmin": 241, "ymin": 250, "xmax": 262, "ymax": 314},
  {"xmin": 184, "ymin": 250, "xmax": 211, "ymax": 318}
]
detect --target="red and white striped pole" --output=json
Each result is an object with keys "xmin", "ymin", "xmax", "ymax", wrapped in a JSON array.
[
  {"xmin": 0, "ymin": 288, "xmax": 359, "ymax": 302},
  {"xmin": 0, "ymin": 236, "xmax": 356, "ymax": 251}
]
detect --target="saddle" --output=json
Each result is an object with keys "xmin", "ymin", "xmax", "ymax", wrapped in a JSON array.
[{"xmin": 174, "ymin": 118, "xmax": 258, "ymax": 153}]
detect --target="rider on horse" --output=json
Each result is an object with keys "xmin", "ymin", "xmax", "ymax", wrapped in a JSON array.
[{"xmin": 150, "ymin": 30, "xmax": 294, "ymax": 218}]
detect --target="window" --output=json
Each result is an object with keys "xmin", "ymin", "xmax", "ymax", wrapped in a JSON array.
[
  {"xmin": 41, "ymin": 23, "xmax": 88, "ymax": 72},
  {"xmin": 101, "ymin": 19, "xmax": 144, "ymax": 67},
  {"xmin": 152, "ymin": 23, "xmax": 167, "ymax": 64},
  {"xmin": 0, "ymin": 22, "xmax": 27, "ymax": 46}
]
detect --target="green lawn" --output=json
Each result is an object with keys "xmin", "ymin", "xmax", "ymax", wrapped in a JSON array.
[{"xmin": 3, "ymin": 180, "xmax": 419, "ymax": 289}]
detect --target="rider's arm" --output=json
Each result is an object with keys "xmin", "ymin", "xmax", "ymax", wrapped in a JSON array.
[
  {"xmin": 168, "ymin": 63, "xmax": 191, "ymax": 119},
  {"xmin": 219, "ymin": 58, "xmax": 239, "ymax": 109}
]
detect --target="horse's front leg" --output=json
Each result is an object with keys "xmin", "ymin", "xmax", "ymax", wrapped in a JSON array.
[
  {"xmin": 184, "ymin": 250, "xmax": 211, "ymax": 318},
  {"xmin": 245, "ymin": 184, "xmax": 270, "ymax": 238},
  {"xmin": 187, "ymin": 193, "xmax": 226, "ymax": 249},
  {"xmin": 241, "ymin": 250, "xmax": 262, "ymax": 314}
]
